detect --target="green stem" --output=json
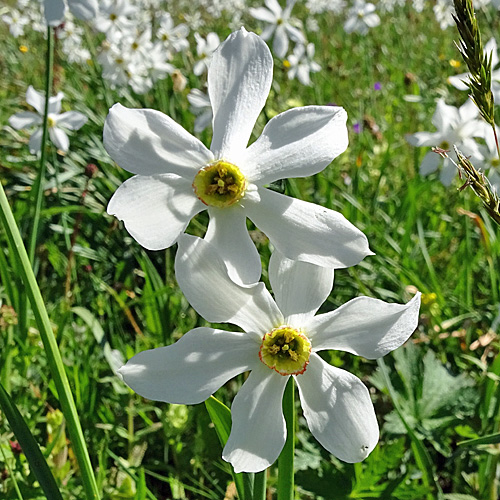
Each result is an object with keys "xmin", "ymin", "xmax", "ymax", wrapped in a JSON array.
[
  {"xmin": 278, "ymin": 378, "xmax": 295, "ymax": 500},
  {"xmin": 0, "ymin": 183, "xmax": 100, "ymax": 500},
  {"xmin": 28, "ymin": 26, "xmax": 54, "ymax": 265},
  {"xmin": 253, "ymin": 470, "xmax": 267, "ymax": 500}
]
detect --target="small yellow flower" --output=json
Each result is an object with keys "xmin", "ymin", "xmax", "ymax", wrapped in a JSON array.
[
  {"xmin": 19, "ymin": 45, "xmax": 28, "ymax": 53},
  {"xmin": 283, "ymin": 59, "xmax": 291, "ymax": 69},
  {"xmin": 449, "ymin": 59, "xmax": 461, "ymax": 68}
]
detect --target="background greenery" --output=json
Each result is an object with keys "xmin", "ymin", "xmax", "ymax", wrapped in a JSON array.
[{"xmin": 1, "ymin": 2, "xmax": 499, "ymax": 499}]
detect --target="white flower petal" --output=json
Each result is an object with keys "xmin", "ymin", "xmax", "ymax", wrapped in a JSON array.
[
  {"xmin": 49, "ymin": 127, "xmax": 69, "ymax": 151},
  {"xmin": 208, "ymin": 28, "xmax": 273, "ymax": 163},
  {"xmin": 26, "ymin": 86, "xmax": 45, "ymax": 115},
  {"xmin": 448, "ymin": 73, "xmax": 470, "ymax": 91},
  {"xmin": 273, "ymin": 24, "xmax": 289, "ymax": 59},
  {"xmin": 119, "ymin": 327, "xmax": 259, "ymax": 404},
  {"xmin": 29, "ymin": 128, "xmax": 43, "ymax": 153},
  {"xmin": 406, "ymin": 131, "xmax": 440, "ymax": 147},
  {"xmin": 308, "ymin": 293, "xmax": 421, "ymax": 357},
  {"xmin": 439, "ymin": 157, "xmax": 457, "ymax": 186},
  {"xmin": 419, "ymin": 151, "xmax": 441, "ymax": 175},
  {"xmin": 243, "ymin": 106, "xmax": 348, "ymax": 184},
  {"xmin": 67, "ymin": 0, "xmax": 98, "ymax": 20},
  {"xmin": 245, "ymin": 188, "xmax": 372, "ymax": 269},
  {"xmin": 56, "ymin": 111, "xmax": 88, "ymax": 130},
  {"xmin": 44, "ymin": 0, "xmax": 66, "ymax": 26},
  {"xmin": 296, "ymin": 355, "xmax": 379, "ymax": 463},
  {"xmin": 223, "ymin": 363, "xmax": 288, "ymax": 473},
  {"xmin": 175, "ymin": 235, "xmax": 283, "ymax": 333},
  {"xmin": 48, "ymin": 92, "xmax": 64, "ymax": 115},
  {"xmin": 249, "ymin": 7, "xmax": 277, "ymax": 23},
  {"xmin": 8, "ymin": 111, "xmax": 42, "ymax": 129},
  {"xmin": 108, "ymin": 175, "xmax": 204, "ymax": 250},
  {"xmin": 205, "ymin": 206, "xmax": 262, "ymax": 285},
  {"xmin": 103, "ymin": 103, "xmax": 213, "ymax": 177},
  {"xmin": 432, "ymin": 99, "xmax": 457, "ymax": 131},
  {"xmin": 269, "ymin": 251, "xmax": 334, "ymax": 327}
]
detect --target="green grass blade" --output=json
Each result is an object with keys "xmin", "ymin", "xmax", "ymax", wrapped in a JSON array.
[
  {"xmin": 0, "ymin": 381, "xmax": 63, "ymax": 500},
  {"xmin": 457, "ymin": 433, "xmax": 500, "ymax": 447},
  {"xmin": 277, "ymin": 378, "xmax": 295, "ymax": 500},
  {"xmin": 205, "ymin": 396, "xmax": 252, "ymax": 500},
  {"xmin": 0, "ymin": 182, "xmax": 100, "ymax": 500}
]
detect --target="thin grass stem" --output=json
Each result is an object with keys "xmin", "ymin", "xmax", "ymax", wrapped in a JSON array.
[{"xmin": 28, "ymin": 26, "xmax": 54, "ymax": 265}]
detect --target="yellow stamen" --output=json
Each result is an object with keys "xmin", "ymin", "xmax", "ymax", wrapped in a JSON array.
[
  {"xmin": 192, "ymin": 160, "xmax": 247, "ymax": 208},
  {"xmin": 259, "ymin": 326, "xmax": 312, "ymax": 376}
]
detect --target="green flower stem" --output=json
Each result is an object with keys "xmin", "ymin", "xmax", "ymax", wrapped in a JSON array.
[
  {"xmin": 253, "ymin": 470, "xmax": 267, "ymax": 500},
  {"xmin": 0, "ymin": 182, "xmax": 100, "ymax": 500},
  {"xmin": 278, "ymin": 377, "xmax": 295, "ymax": 500},
  {"xmin": 0, "ymin": 381, "xmax": 63, "ymax": 500},
  {"xmin": 28, "ymin": 26, "xmax": 54, "ymax": 265}
]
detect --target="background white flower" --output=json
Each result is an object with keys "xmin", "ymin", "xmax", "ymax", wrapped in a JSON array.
[
  {"xmin": 8, "ymin": 86, "xmax": 88, "ymax": 153},
  {"xmin": 287, "ymin": 42, "xmax": 321, "ymax": 86},
  {"xmin": 249, "ymin": 0, "xmax": 305, "ymax": 58},
  {"xmin": 407, "ymin": 98, "xmax": 486, "ymax": 185},
  {"xmin": 119, "ymin": 235, "xmax": 421, "ymax": 473}
]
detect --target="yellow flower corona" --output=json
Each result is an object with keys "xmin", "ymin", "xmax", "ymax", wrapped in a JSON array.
[
  {"xmin": 192, "ymin": 160, "xmax": 247, "ymax": 208},
  {"xmin": 259, "ymin": 326, "xmax": 312, "ymax": 376}
]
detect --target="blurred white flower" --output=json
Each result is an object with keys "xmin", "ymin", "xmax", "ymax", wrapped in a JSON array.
[
  {"xmin": 249, "ymin": 0, "xmax": 305, "ymax": 58},
  {"xmin": 344, "ymin": 0, "xmax": 380, "ymax": 35},
  {"xmin": 94, "ymin": 0, "xmax": 136, "ymax": 40},
  {"xmin": 433, "ymin": 0, "xmax": 454, "ymax": 30},
  {"xmin": 407, "ymin": 98, "xmax": 486, "ymax": 185},
  {"xmin": 104, "ymin": 29, "xmax": 371, "ymax": 285},
  {"xmin": 9, "ymin": 86, "xmax": 87, "ymax": 153},
  {"xmin": 119, "ymin": 235, "xmax": 421, "ymax": 473},
  {"xmin": 2, "ymin": 9, "xmax": 29, "ymax": 37},
  {"xmin": 157, "ymin": 13, "xmax": 189, "ymax": 56},
  {"xmin": 193, "ymin": 32, "xmax": 220, "ymax": 76},
  {"xmin": 287, "ymin": 42, "xmax": 321, "ymax": 86},
  {"xmin": 187, "ymin": 88, "xmax": 213, "ymax": 133}
]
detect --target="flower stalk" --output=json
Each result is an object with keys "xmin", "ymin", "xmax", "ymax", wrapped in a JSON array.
[
  {"xmin": 453, "ymin": 0, "xmax": 499, "ymax": 158},
  {"xmin": 28, "ymin": 25, "xmax": 54, "ymax": 264},
  {"xmin": 277, "ymin": 378, "xmax": 295, "ymax": 500}
]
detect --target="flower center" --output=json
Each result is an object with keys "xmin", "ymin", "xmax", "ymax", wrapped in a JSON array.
[
  {"xmin": 192, "ymin": 160, "xmax": 247, "ymax": 208},
  {"xmin": 439, "ymin": 140, "xmax": 450, "ymax": 150},
  {"xmin": 259, "ymin": 326, "xmax": 312, "ymax": 376},
  {"xmin": 47, "ymin": 115, "xmax": 56, "ymax": 128}
]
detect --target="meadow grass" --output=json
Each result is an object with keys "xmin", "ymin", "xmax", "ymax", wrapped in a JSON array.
[{"xmin": 1, "ymin": 3, "xmax": 500, "ymax": 499}]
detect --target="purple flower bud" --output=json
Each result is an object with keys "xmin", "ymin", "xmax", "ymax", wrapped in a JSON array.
[
  {"xmin": 353, "ymin": 122, "xmax": 361, "ymax": 134},
  {"xmin": 373, "ymin": 82, "xmax": 382, "ymax": 91}
]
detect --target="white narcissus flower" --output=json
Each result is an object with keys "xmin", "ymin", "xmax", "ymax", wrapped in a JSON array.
[
  {"xmin": 344, "ymin": 0, "xmax": 380, "ymax": 35},
  {"xmin": 104, "ymin": 28, "xmax": 372, "ymax": 285},
  {"xmin": 249, "ymin": 0, "xmax": 305, "ymax": 58},
  {"xmin": 119, "ymin": 235, "xmax": 421, "ymax": 473},
  {"xmin": 8, "ymin": 86, "xmax": 88, "ymax": 153},
  {"xmin": 406, "ymin": 98, "xmax": 486, "ymax": 185},
  {"xmin": 193, "ymin": 32, "xmax": 220, "ymax": 76},
  {"xmin": 287, "ymin": 42, "xmax": 321, "ymax": 86},
  {"xmin": 43, "ymin": 0, "xmax": 99, "ymax": 26}
]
